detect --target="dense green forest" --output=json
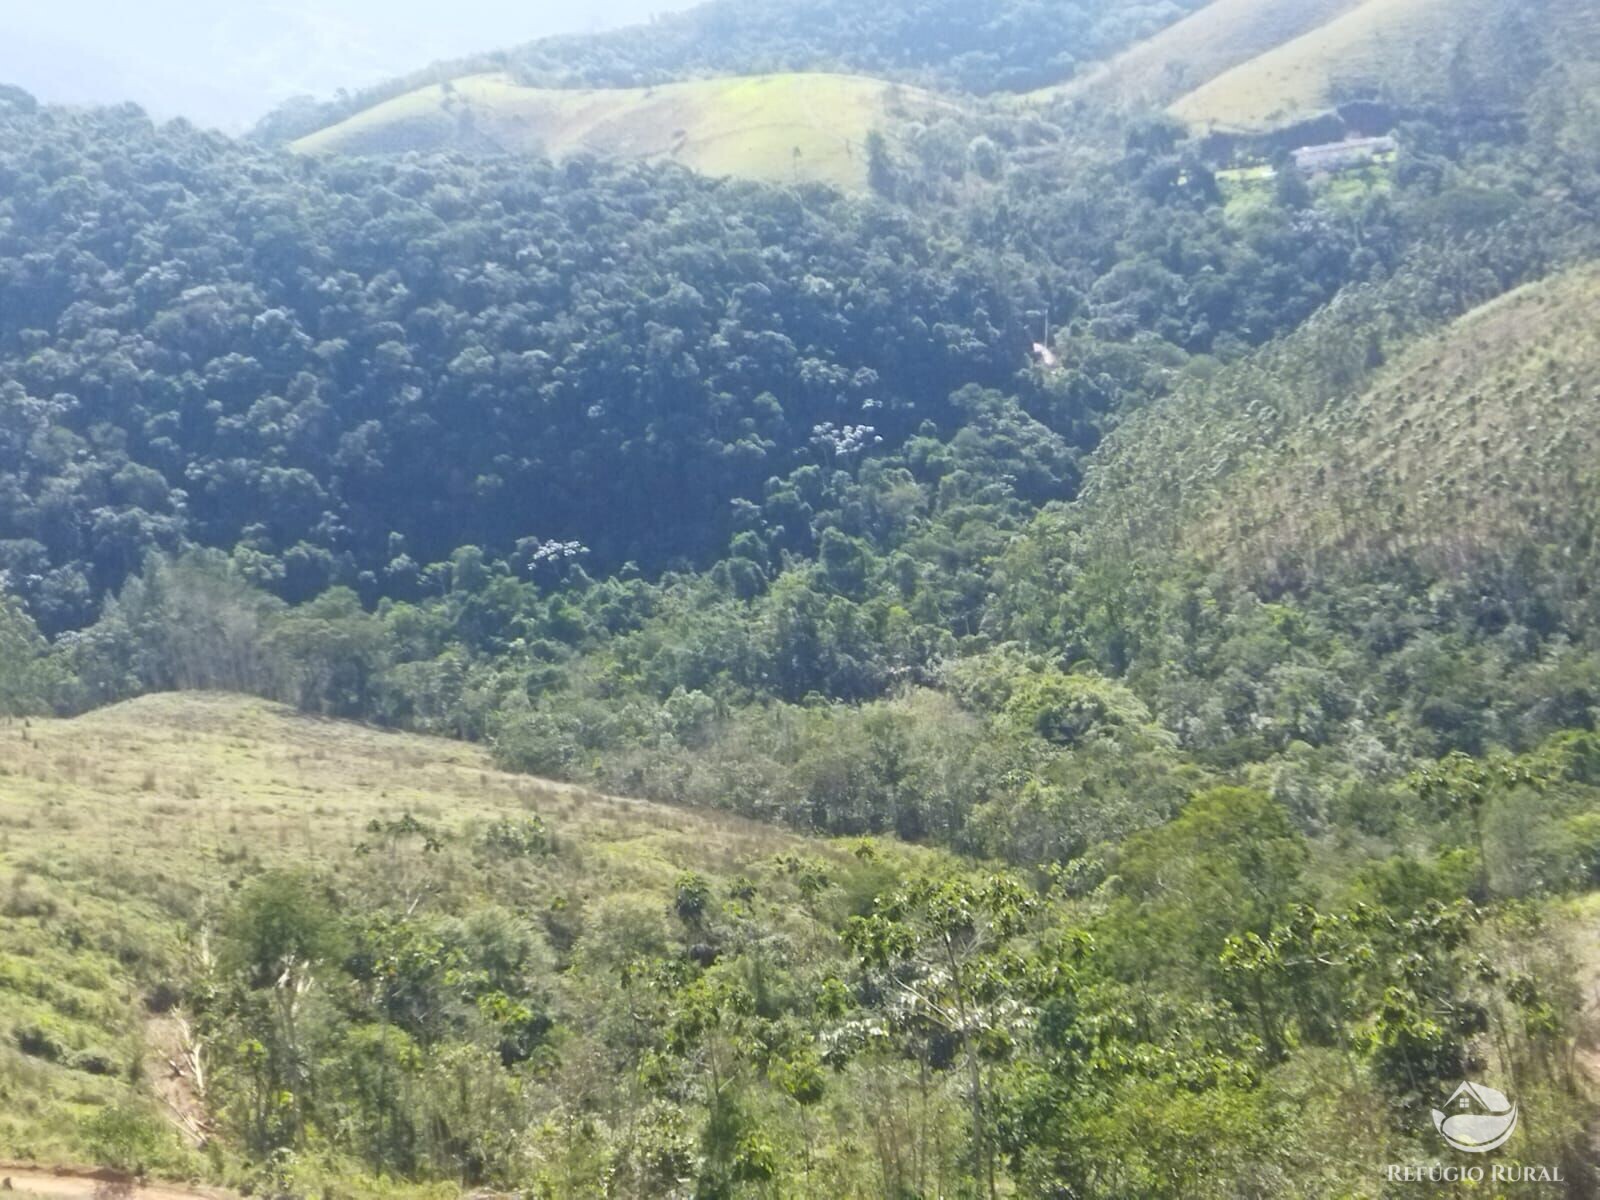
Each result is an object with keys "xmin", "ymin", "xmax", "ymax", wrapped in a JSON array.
[
  {"xmin": 10, "ymin": 73, "xmax": 1588, "ymax": 633},
  {"xmin": 0, "ymin": 89, "xmax": 1356, "ymax": 631},
  {"xmin": 4, "ymin": 0, "xmax": 1600, "ymax": 1195}
]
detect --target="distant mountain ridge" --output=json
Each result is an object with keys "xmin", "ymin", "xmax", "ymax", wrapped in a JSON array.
[
  {"xmin": 1032, "ymin": 0, "xmax": 1367, "ymax": 110},
  {"xmin": 275, "ymin": 0, "xmax": 1209, "ymax": 188},
  {"xmin": 255, "ymin": 0, "xmax": 1211, "ymax": 146},
  {"xmin": 1169, "ymin": 0, "xmax": 1516, "ymax": 132},
  {"xmin": 1043, "ymin": 0, "xmax": 1592, "ymax": 135},
  {"xmin": 280, "ymin": 0, "xmax": 1597, "ymax": 189}
]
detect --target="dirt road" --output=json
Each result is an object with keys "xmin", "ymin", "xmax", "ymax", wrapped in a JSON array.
[{"xmin": 0, "ymin": 1164, "xmax": 231, "ymax": 1199}]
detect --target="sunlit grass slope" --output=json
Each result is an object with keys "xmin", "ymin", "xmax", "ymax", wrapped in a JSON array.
[
  {"xmin": 0, "ymin": 693, "xmax": 909, "ymax": 1187},
  {"xmin": 1167, "ymin": 0, "xmax": 1501, "ymax": 131},
  {"xmin": 1033, "ymin": 0, "xmax": 1367, "ymax": 110},
  {"xmin": 293, "ymin": 71, "xmax": 948, "ymax": 190}
]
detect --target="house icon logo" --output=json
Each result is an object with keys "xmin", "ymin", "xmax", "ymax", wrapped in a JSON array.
[{"xmin": 1432, "ymin": 1081, "xmax": 1519, "ymax": 1153}]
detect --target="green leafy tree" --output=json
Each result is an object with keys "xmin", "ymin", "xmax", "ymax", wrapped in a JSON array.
[
  {"xmin": 0, "ymin": 593, "xmax": 59, "ymax": 714},
  {"xmin": 845, "ymin": 873, "xmax": 1034, "ymax": 1199}
]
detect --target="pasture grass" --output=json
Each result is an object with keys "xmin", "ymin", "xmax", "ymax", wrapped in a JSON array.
[
  {"xmin": 0, "ymin": 692, "xmax": 907, "ymax": 1189},
  {"xmin": 294, "ymin": 71, "xmax": 951, "ymax": 191}
]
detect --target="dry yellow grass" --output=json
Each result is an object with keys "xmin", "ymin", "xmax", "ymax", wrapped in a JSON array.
[
  {"xmin": 1033, "ymin": 0, "xmax": 1585, "ymax": 133},
  {"xmin": 1, "ymin": 691, "xmax": 835, "ymax": 910},
  {"xmin": 0, "ymin": 693, "xmax": 910, "ymax": 1185},
  {"xmin": 1031, "ymin": 0, "xmax": 1367, "ymax": 111},
  {"xmin": 293, "ymin": 71, "xmax": 951, "ymax": 191},
  {"xmin": 1168, "ymin": 0, "xmax": 1498, "ymax": 131}
]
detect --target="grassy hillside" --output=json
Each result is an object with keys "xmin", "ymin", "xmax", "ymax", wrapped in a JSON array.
[
  {"xmin": 1028, "ymin": 0, "xmax": 1585, "ymax": 134},
  {"xmin": 1168, "ymin": 0, "xmax": 1512, "ymax": 131},
  {"xmin": 1032, "ymin": 0, "xmax": 1366, "ymax": 111},
  {"xmin": 292, "ymin": 71, "xmax": 949, "ymax": 190},
  {"xmin": 251, "ymin": 0, "xmax": 1215, "ymax": 145},
  {"xmin": 0, "ymin": 693, "xmax": 928, "ymax": 1194}
]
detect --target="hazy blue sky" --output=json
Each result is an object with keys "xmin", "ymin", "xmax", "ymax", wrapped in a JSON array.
[{"xmin": 0, "ymin": 1, "xmax": 695, "ymax": 132}]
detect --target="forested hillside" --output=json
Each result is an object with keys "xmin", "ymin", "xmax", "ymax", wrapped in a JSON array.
[
  {"xmin": 4, "ymin": 0, "xmax": 1600, "ymax": 1195},
  {"xmin": 0, "ymin": 75, "xmax": 1446, "ymax": 633}
]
